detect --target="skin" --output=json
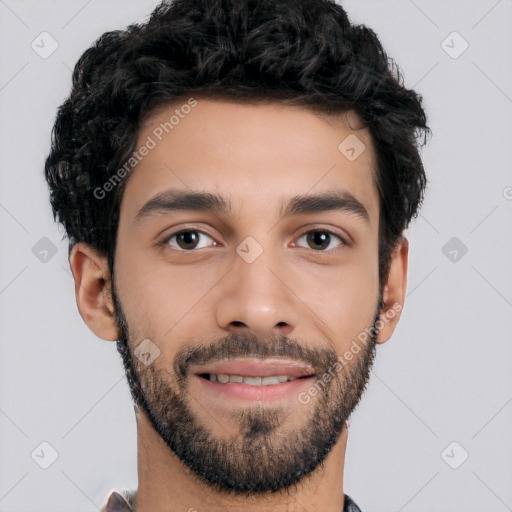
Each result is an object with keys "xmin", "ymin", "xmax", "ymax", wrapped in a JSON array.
[{"xmin": 69, "ymin": 98, "xmax": 408, "ymax": 512}]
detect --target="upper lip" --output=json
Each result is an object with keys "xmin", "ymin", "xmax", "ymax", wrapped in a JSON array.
[{"xmin": 192, "ymin": 358, "xmax": 315, "ymax": 378}]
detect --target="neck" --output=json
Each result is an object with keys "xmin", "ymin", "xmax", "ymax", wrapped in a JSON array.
[{"xmin": 135, "ymin": 409, "xmax": 348, "ymax": 512}]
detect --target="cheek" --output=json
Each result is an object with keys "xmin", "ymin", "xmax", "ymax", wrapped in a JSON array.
[
  {"xmin": 296, "ymin": 249, "xmax": 379, "ymax": 347},
  {"xmin": 114, "ymin": 246, "xmax": 222, "ymax": 363}
]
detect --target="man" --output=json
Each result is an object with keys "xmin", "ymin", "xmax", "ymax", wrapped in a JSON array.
[{"xmin": 44, "ymin": 0, "xmax": 430, "ymax": 510}]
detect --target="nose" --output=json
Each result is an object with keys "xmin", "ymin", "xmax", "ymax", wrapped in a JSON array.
[{"xmin": 215, "ymin": 247, "xmax": 302, "ymax": 339}]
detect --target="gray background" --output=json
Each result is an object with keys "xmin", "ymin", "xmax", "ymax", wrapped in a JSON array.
[{"xmin": 0, "ymin": 0, "xmax": 511, "ymax": 511}]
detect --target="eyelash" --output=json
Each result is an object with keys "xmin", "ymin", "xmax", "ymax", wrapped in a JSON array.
[{"xmin": 158, "ymin": 228, "xmax": 348, "ymax": 253}]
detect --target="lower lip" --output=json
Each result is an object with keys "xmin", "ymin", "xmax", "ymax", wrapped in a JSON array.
[{"xmin": 196, "ymin": 375, "xmax": 316, "ymax": 402}]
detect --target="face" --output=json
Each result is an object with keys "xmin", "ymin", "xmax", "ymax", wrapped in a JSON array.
[{"xmin": 112, "ymin": 98, "xmax": 383, "ymax": 493}]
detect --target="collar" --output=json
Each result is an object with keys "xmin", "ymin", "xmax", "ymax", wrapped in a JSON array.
[{"xmin": 101, "ymin": 489, "xmax": 363, "ymax": 511}]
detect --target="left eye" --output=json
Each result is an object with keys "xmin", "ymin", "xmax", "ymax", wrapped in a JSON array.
[{"xmin": 294, "ymin": 230, "xmax": 345, "ymax": 251}]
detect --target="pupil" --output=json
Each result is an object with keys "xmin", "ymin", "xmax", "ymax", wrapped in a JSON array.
[
  {"xmin": 308, "ymin": 231, "xmax": 329, "ymax": 250},
  {"xmin": 178, "ymin": 231, "xmax": 199, "ymax": 249}
]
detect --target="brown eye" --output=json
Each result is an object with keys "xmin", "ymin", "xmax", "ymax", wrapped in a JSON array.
[
  {"xmin": 295, "ymin": 230, "xmax": 345, "ymax": 251},
  {"xmin": 165, "ymin": 230, "xmax": 215, "ymax": 251}
]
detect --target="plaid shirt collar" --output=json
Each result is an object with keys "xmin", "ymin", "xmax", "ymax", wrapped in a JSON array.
[{"xmin": 101, "ymin": 489, "xmax": 363, "ymax": 512}]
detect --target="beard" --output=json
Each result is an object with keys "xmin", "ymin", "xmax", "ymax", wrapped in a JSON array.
[{"xmin": 112, "ymin": 278, "xmax": 381, "ymax": 495}]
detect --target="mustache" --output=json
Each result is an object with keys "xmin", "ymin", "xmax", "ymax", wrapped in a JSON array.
[{"xmin": 174, "ymin": 331, "xmax": 340, "ymax": 378}]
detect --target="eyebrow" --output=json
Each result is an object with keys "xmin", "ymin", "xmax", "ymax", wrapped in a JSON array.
[
  {"xmin": 135, "ymin": 189, "xmax": 232, "ymax": 222},
  {"xmin": 282, "ymin": 190, "xmax": 370, "ymax": 223},
  {"xmin": 135, "ymin": 188, "xmax": 370, "ymax": 224}
]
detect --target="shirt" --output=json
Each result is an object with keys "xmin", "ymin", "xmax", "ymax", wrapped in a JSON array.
[{"xmin": 101, "ymin": 488, "xmax": 363, "ymax": 512}]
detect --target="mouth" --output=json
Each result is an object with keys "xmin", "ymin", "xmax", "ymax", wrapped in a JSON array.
[
  {"xmin": 191, "ymin": 358, "xmax": 316, "ymax": 402},
  {"xmin": 199, "ymin": 373, "xmax": 310, "ymax": 385}
]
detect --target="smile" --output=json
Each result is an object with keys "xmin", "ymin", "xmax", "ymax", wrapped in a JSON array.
[
  {"xmin": 200, "ymin": 373, "xmax": 311, "ymax": 385},
  {"xmin": 191, "ymin": 358, "xmax": 316, "ymax": 401}
]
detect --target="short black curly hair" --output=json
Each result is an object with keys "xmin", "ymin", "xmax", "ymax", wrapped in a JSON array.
[{"xmin": 45, "ymin": 0, "xmax": 430, "ymax": 286}]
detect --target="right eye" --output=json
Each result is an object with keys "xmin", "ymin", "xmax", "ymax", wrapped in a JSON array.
[{"xmin": 160, "ymin": 229, "xmax": 218, "ymax": 251}]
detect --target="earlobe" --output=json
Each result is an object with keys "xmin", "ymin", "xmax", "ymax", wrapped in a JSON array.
[
  {"xmin": 376, "ymin": 237, "xmax": 409, "ymax": 344},
  {"xmin": 69, "ymin": 242, "xmax": 119, "ymax": 341}
]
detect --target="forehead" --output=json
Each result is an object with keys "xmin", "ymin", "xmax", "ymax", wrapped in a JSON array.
[{"xmin": 121, "ymin": 98, "xmax": 379, "ymax": 224}]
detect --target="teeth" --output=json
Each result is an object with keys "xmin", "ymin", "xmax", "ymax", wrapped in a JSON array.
[
  {"xmin": 261, "ymin": 376, "xmax": 280, "ymax": 385},
  {"xmin": 207, "ymin": 374, "xmax": 296, "ymax": 385},
  {"xmin": 244, "ymin": 377, "xmax": 261, "ymax": 385}
]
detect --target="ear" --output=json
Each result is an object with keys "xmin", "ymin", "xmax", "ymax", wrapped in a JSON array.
[
  {"xmin": 69, "ymin": 242, "xmax": 119, "ymax": 342},
  {"xmin": 376, "ymin": 237, "xmax": 408, "ymax": 344}
]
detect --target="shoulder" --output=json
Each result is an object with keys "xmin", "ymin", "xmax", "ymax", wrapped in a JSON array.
[
  {"xmin": 344, "ymin": 493, "xmax": 363, "ymax": 512},
  {"xmin": 101, "ymin": 488, "xmax": 138, "ymax": 512}
]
